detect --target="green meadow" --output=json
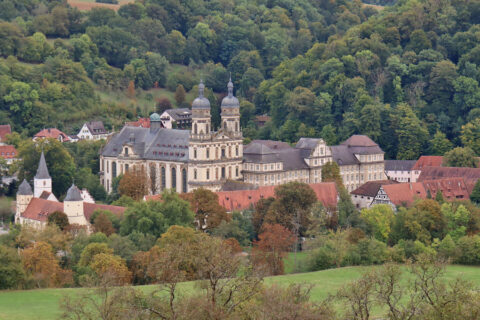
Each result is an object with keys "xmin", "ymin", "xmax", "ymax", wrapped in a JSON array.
[{"xmin": 0, "ymin": 265, "xmax": 479, "ymax": 320}]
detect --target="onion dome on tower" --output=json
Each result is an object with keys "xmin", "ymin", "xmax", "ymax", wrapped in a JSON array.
[
  {"xmin": 221, "ymin": 77, "xmax": 240, "ymax": 109},
  {"xmin": 192, "ymin": 80, "xmax": 211, "ymax": 109}
]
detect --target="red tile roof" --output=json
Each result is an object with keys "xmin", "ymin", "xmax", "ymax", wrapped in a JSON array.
[
  {"xmin": 21, "ymin": 198, "xmax": 64, "ymax": 222},
  {"xmin": 0, "ymin": 145, "xmax": 17, "ymax": 159},
  {"xmin": 351, "ymin": 180, "xmax": 398, "ymax": 197},
  {"xmin": 216, "ymin": 182, "xmax": 338, "ymax": 212},
  {"xmin": 21, "ymin": 198, "xmax": 126, "ymax": 222},
  {"xmin": 0, "ymin": 124, "xmax": 11, "ymax": 142},
  {"xmin": 34, "ymin": 128, "xmax": 70, "ymax": 142},
  {"xmin": 126, "ymin": 118, "xmax": 150, "ymax": 128},
  {"xmin": 422, "ymin": 178, "xmax": 470, "ymax": 201},
  {"xmin": 418, "ymin": 166, "xmax": 480, "ymax": 194},
  {"xmin": 412, "ymin": 156, "xmax": 443, "ymax": 170},
  {"xmin": 382, "ymin": 182, "xmax": 427, "ymax": 207}
]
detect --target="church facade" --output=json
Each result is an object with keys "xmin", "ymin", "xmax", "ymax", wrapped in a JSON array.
[
  {"xmin": 16, "ymin": 152, "xmax": 125, "ymax": 228},
  {"xmin": 100, "ymin": 80, "xmax": 243, "ymax": 193}
]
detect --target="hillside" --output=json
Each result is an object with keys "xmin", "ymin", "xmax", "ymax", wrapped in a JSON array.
[{"xmin": 0, "ymin": 265, "xmax": 478, "ymax": 320}]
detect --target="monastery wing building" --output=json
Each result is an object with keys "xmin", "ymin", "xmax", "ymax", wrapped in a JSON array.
[
  {"xmin": 100, "ymin": 80, "xmax": 243, "ymax": 193},
  {"xmin": 242, "ymin": 135, "xmax": 385, "ymax": 191}
]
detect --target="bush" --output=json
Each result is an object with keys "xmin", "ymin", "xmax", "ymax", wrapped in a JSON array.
[
  {"xmin": 307, "ymin": 246, "xmax": 336, "ymax": 271},
  {"xmin": 456, "ymin": 235, "xmax": 480, "ymax": 265}
]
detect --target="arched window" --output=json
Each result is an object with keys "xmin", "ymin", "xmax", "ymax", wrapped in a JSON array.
[
  {"xmin": 112, "ymin": 162, "xmax": 117, "ymax": 178},
  {"xmin": 150, "ymin": 164, "xmax": 157, "ymax": 194},
  {"xmin": 235, "ymin": 122, "xmax": 238, "ymax": 132},
  {"xmin": 194, "ymin": 169, "xmax": 197, "ymax": 180},
  {"xmin": 161, "ymin": 167, "xmax": 166, "ymax": 190},
  {"xmin": 194, "ymin": 123, "xmax": 198, "ymax": 134},
  {"xmin": 206, "ymin": 169, "xmax": 210, "ymax": 180},
  {"xmin": 171, "ymin": 167, "xmax": 177, "ymax": 190},
  {"xmin": 221, "ymin": 167, "xmax": 226, "ymax": 179},
  {"xmin": 125, "ymin": 164, "xmax": 129, "ymax": 172},
  {"xmin": 206, "ymin": 148, "xmax": 210, "ymax": 159},
  {"xmin": 206, "ymin": 124, "xmax": 209, "ymax": 132},
  {"xmin": 182, "ymin": 168, "xmax": 187, "ymax": 193},
  {"xmin": 223, "ymin": 121, "xmax": 227, "ymax": 129},
  {"xmin": 236, "ymin": 167, "xmax": 239, "ymax": 177},
  {"xmin": 235, "ymin": 146, "xmax": 239, "ymax": 157},
  {"xmin": 194, "ymin": 148, "xmax": 197, "ymax": 159}
]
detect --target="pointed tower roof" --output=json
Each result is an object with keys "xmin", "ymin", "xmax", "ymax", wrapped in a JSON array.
[
  {"xmin": 17, "ymin": 179, "xmax": 33, "ymax": 196},
  {"xmin": 64, "ymin": 184, "xmax": 83, "ymax": 201},
  {"xmin": 35, "ymin": 151, "xmax": 51, "ymax": 179}
]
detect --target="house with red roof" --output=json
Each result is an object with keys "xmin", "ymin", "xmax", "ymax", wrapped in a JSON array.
[
  {"xmin": 0, "ymin": 145, "xmax": 18, "ymax": 164},
  {"xmin": 15, "ymin": 152, "xmax": 125, "ymax": 229},
  {"xmin": 125, "ymin": 118, "xmax": 150, "ymax": 128},
  {"xmin": 0, "ymin": 124, "xmax": 12, "ymax": 145},
  {"xmin": 411, "ymin": 156, "xmax": 444, "ymax": 181},
  {"xmin": 350, "ymin": 180, "xmax": 398, "ymax": 209},
  {"xmin": 34, "ymin": 128, "xmax": 71, "ymax": 142},
  {"xmin": 371, "ymin": 177, "xmax": 471, "ymax": 210}
]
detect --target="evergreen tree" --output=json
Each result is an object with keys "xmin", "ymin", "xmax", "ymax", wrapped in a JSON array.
[
  {"xmin": 435, "ymin": 190, "xmax": 444, "ymax": 203},
  {"xmin": 470, "ymin": 180, "xmax": 480, "ymax": 204}
]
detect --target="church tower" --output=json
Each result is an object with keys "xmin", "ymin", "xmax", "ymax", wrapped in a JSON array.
[
  {"xmin": 64, "ymin": 184, "xmax": 87, "ymax": 225},
  {"xmin": 16, "ymin": 179, "xmax": 33, "ymax": 223},
  {"xmin": 34, "ymin": 151, "xmax": 52, "ymax": 198},
  {"xmin": 220, "ymin": 78, "xmax": 241, "ymax": 139},
  {"xmin": 191, "ymin": 80, "xmax": 211, "ymax": 140}
]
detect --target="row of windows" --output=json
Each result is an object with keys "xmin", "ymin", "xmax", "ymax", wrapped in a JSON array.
[
  {"xmin": 193, "ymin": 145, "xmax": 239, "ymax": 159},
  {"xmin": 193, "ymin": 166, "xmax": 239, "ymax": 180}
]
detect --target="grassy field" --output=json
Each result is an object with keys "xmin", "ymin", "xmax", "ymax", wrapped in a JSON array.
[
  {"xmin": 67, "ymin": 0, "xmax": 133, "ymax": 11},
  {"xmin": 0, "ymin": 265, "xmax": 478, "ymax": 320}
]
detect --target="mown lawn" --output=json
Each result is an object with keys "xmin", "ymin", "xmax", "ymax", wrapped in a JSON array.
[{"xmin": 0, "ymin": 265, "xmax": 478, "ymax": 320}]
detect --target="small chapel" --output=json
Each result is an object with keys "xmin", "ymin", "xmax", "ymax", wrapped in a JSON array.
[{"xmin": 15, "ymin": 151, "xmax": 125, "ymax": 229}]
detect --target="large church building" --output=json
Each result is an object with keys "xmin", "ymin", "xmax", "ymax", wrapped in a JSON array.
[{"xmin": 100, "ymin": 80, "xmax": 243, "ymax": 193}]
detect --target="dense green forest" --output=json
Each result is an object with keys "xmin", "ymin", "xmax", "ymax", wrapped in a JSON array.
[{"xmin": 1, "ymin": 0, "xmax": 480, "ymax": 159}]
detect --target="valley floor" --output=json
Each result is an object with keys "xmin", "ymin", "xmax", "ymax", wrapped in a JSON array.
[{"xmin": 0, "ymin": 265, "xmax": 479, "ymax": 320}]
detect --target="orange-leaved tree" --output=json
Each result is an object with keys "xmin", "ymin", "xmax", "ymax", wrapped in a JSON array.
[
  {"xmin": 251, "ymin": 224, "xmax": 295, "ymax": 276},
  {"xmin": 181, "ymin": 188, "xmax": 230, "ymax": 231},
  {"xmin": 21, "ymin": 241, "xmax": 71, "ymax": 288},
  {"xmin": 118, "ymin": 166, "xmax": 150, "ymax": 200}
]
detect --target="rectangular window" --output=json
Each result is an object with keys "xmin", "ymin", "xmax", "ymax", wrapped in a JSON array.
[{"xmin": 206, "ymin": 148, "xmax": 210, "ymax": 159}]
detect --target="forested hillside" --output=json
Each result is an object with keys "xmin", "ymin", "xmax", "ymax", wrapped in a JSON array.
[{"xmin": 1, "ymin": 0, "xmax": 480, "ymax": 160}]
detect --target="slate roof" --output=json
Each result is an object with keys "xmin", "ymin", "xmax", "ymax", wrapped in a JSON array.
[
  {"xmin": 164, "ymin": 108, "xmax": 191, "ymax": 121},
  {"xmin": 330, "ymin": 145, "xmax": 360, "ymax": 165},
  {"xmin": 243, "ymin": 140, "xmax": 309, "ymax": 170},
  {"xmin": 412, "ymin": 156, "xmax": 443, "ymax": 170},
  {"xmin": 17, "ymin": 179, "xmax": 33, "ymax": 196},
  {"xmin": 385, "ymin": 160, "xmax": 417, "ymax": 171},
  {"xmin": 342, "ymin": 135, "xmax": 378, "ymax": 147},
  {"xmin": 0, "ymin": 124, "xmax": 11, "ymax": 142},
  {"xmin": 0, "ymin": 145, "xmax": 17, "ymax": 159},
  {"xmin": 351, "ymin": 180, "xmax": 398, "ymax": 197},
  {"xmin": 65, "ymin": 184, "xmax": 83, "ymax": 201},
  {"xmin": 35, "ymin": 152, "xmax": 51, "ymax": 179},
  {"xmin": 215, "ymin": 182, "xmax": 338, "ymax": 212},
  {"xmin": 220, "ymin": 180, "xmax": 257, "ymax": 191},
  {"xmin": 101, "ymin": 126, "xmax": 190, "ymax": 162},
  {"xmin": 85, "ymin": 121, "xmax": 107, "ymax": 135}
]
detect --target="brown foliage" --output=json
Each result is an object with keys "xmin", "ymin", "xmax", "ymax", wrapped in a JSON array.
[
  {"xmin": 126, "ymin": 80, "xmax": 135, "ymax": 99},
  {"xmin": 89, "ymin": 253, "xmax": 132, "ymax": 286},
  {"xmin": 182, "ymin": 188, "xmax": 230, "ymax": 231},
  {"xmin": 118, "ymin": 166, "xmax": 150, "ymax": 200},
  {"xmin": 21, "ymin": 241, "xmax": 69, "ymax": 288},
  {"xmin": 156, "ymin": 97, "xmax": 172, "ymax": 114},
  {"xmin": 251, "ymin": 224, "xmax": 295, "ymax": 275},
  {"xmin": 224, "ymin": 238, "xmax": 242, "ymax": 254},
  {"xmin": 93, "ymin": 213, "xmax": 116, "ymax": 236}
]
